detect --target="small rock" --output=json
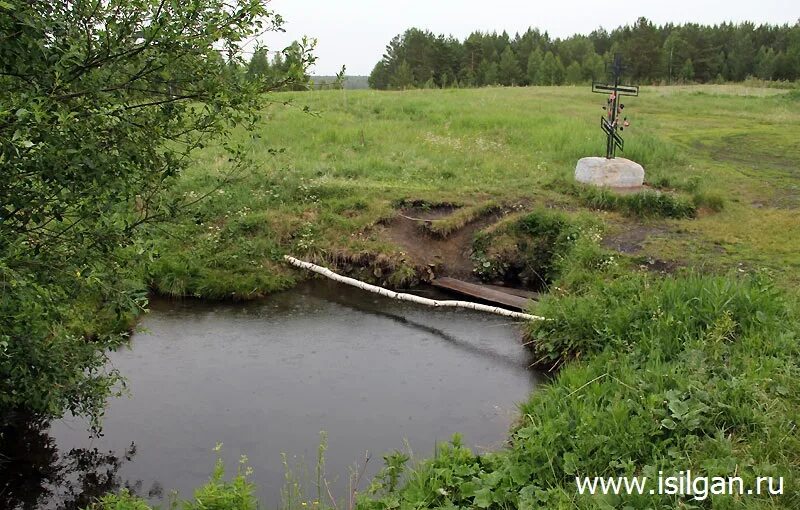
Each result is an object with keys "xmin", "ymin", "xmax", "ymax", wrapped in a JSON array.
[{"xmin": 575, "ymin": 157, "xmax": 645, "ymax": 188}]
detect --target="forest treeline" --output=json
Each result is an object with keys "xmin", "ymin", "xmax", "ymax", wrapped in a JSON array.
[
  {"xmin": 367, "ymin": 17, "xmax": 800, "ymax": 89},
  {"xmin": 237, "ymin": 42, "xmax": 311, "ymax": 90},
  {"xmin": 311, "ymin": 75, "xmax": 370, "ymax": 90}
]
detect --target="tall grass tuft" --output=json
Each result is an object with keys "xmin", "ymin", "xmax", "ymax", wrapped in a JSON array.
[
  {"xmin": 692, "ymin": 190, "xmax": 726, "ymax": 212},
  {"xmin": 87, "ymin": 450, "xmax": 258, "ymax": 510},
  {"xmin": 549, "ymin": 179, "xmax": 697, "ymax": 219}
]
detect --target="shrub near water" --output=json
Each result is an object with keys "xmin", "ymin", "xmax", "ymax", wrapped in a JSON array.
[
  {"xmin": 471, "ymin": 210, "xmax": 584, "ymax": 288},
  {"xmin": 89, "ymin": 457, "xmax": 257, "ymax": 510},
  {"xmin": 358, "ymin": 271, "xmax": 800, "ymax": 509}
]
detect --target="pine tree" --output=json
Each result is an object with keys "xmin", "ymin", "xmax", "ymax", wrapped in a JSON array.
[
  {"xmin": 755, "ymin": 46, "xmax": 777, "ymax": 80},
  {"xmin": 485, "ymin": 62, "xmax": 499, "ymax": 85},
  {"xmin": 680, "ymin": 58, "xmax": 695, "ymax": 82},
  {"xmin": 246, "ymin": 47, "xmax": 270, "ymax": 81},
  {"xmin": 565, "ymin": 61, "xmax": 583, "ymax": 84},
  {"xmin": 477, "ymin": 58, "xmax": 491, "ymax": 86},
  {"xmin": 391, "ymin": 60, "xmax": 415, "ymax": 89},
  {"xmin": 538, "ymin": 52, "xmax": 557, "ymax": 85},
  {"xmin": 367, "ymin": 21, "xmax": 800, "ymax": 88},
  {"xmin": 440, "ymin": 71, "xmax": 450, "ymax": 88},
  {"xmin": 272, "ymin": 52, "xmax": 285, "ymax": 73},
  {"xmin": 539, "ymin": 52, "xmax": 565, "ymax": 85},
  {"xmin": 727, "ymin": 31, "xmax": 757, "ymax": 81},
  {"xmin": 554, "ymin": 55, "xmax": 566, "ymax": 85},
  {"xmin": 498, "ymin": 45, "xmax": 521, "ymax": 86},
  {"xmin": 459, "ymin": 66, "xmax": 477, "ymax": 87},
  {"xmin": 582, "ymin": 52, "xmax": 605, "ymax": 81},
  {"xmin": 369, "ymin": 62, "xmax": 391, "ymax": 90},
  {"xmin": 662, "ymin": 32, "xmax": 689, "ymax": 84},
  {"xmin": 622, "ymin": 17, "xmax": 662, "ymax": 81},
  {"xmin": 526, "ymin": 48, "xmax": 543, "ymax": 85}
]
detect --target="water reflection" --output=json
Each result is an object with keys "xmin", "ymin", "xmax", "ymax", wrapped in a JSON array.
[
  {"xmin": 334, "ymin": 299, "xmax": 528, "ymax": 371},
  {"xmin": 0, "ymin": 417, "xmax": 136, "ymax": 510}
]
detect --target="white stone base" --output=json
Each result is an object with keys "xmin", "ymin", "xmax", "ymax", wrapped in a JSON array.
[{"xmin": 574, "ymin": 157, "xmax": 645, "ymax": 188}]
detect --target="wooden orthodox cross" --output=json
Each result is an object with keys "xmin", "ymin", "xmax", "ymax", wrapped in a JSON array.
[{"xmin": 592, "ymin": 54, "xmax": 639, "ymax": 159}]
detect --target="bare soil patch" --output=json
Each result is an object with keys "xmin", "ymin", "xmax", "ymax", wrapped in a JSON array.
[
  {"xmin": 381, "ymin": 206, "xmax": 502, "ymax": 280},
  {"xmin": 635, "ymin": 257, "xmax": 681, "ymax": 274},
  {"xmin": 602, "ymin": 223, "xmax": 667, "ymax": 254}
]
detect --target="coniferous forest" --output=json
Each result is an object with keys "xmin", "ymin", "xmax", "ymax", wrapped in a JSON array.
[{"xmin": 368, "ymin": 17, "xmax": 800, "ymax": 89}]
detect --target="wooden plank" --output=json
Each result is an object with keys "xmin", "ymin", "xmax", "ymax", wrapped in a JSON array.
[
  {"xmin": 482, "ymin": 284, "xmax": 540, "ymax": 301},
  {"xmin": 431, "ymin": 277, "xmax": 531, "ymax": 311}
]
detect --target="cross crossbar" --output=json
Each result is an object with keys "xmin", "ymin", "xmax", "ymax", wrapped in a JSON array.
[
  {"xmin": 592, "ymin": 82, "xmax": 639, "ymax": 96},
  {"xmin": 601, "ymin": 117, "xmax": 624, "ymax": 151}
]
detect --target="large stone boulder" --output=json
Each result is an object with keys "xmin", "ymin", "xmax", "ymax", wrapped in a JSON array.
[{"xmin": 575, "ymin": 157, "xmax": 645, "ymax": 188}]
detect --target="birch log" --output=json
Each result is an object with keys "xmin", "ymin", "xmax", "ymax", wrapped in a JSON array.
[{"xmin": 284, "ymin": 255, "xmax": 545, "ymax": 322}]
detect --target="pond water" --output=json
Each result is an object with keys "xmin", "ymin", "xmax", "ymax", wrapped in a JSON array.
[{"xmin": 3, "ymin": 280, "xmax": 539, "ymax": 509}]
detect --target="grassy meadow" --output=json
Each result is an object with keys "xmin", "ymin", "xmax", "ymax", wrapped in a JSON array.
[
  {"xmin": 109, "ymin": 85, "xmax": 800, "ymax": 509},
  {"xmin": 147, "ymin": 85, "xmax": 800, "ymax": 298}
]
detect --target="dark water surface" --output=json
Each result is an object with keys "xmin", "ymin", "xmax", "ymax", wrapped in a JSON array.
[{"xmin": 4, "ymin": 280, "xmax": 539, "ymax": 509}]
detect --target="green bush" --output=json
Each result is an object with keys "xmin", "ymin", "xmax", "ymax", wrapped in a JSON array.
[
  {"xmin": 89, "ymin": 490, "xmax": 151, "ymax": 510},
  {"xmin": 0, "ymin": 259, "xmax": 144, "ymax": 428},
  {"xmin": 87, "ymin": 457, "xmax": 256, "ymax": 510},
  {"xmin": 471, "ymin": 210, "xmax": 583, "ymax": 287}
]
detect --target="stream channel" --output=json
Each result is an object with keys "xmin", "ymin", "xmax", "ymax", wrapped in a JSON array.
[{"xmin": 4, "ymin": 279, "xmax": 541, "ymax": 509}]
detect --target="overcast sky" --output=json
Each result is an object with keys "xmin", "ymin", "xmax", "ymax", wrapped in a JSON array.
[{"xmin": 261, "ymin": 1, "xmax": 799, "ymax": 75}]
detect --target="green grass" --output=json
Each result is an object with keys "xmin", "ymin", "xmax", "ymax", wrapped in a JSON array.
[
  {"xmin": 88, "ymin": 455, "xmax": 257, "ymax": 510},
  {"xmin": 357, "ymin": 245, "xmax": 800, "ymax": 509},
  {"xmin": 421, "ymin": 200, "xmax": 502, "ymax": 237},
  {"xmin": 148, "ymin": 85, "xmax": 800, "ymax": 296},
  {"xmin": 548, "ymin": 179, "xmax": 698, "ymax": 219},
  {"xmin": 130, "ymin": 85, "xmax": 800, "ymax": 509}
]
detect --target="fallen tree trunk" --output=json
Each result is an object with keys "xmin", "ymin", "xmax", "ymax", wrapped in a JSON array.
[{"xmin": 284, "ymin": 255, "xmax": 545, "ymax": 322}]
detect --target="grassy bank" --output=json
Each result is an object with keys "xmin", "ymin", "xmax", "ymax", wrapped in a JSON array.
[
  {"xmin": 99, "ymin": 85, "xmax": 800, "ymax": 509},
  {"xmin": 361, "ymin": 211, "xmax": 799, "ymax": 508},
  {"xmin": 146, "ymin": 85, "xmax": 800, "ymax": 298},
  {"xmin": 358, "ymin": 271, "xmax": 800, "ymax": 509}
]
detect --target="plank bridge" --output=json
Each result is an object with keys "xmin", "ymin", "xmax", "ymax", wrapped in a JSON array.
[{"xmin": 431, "ymin": 277, "xmax": 537, "ymax": 311}]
